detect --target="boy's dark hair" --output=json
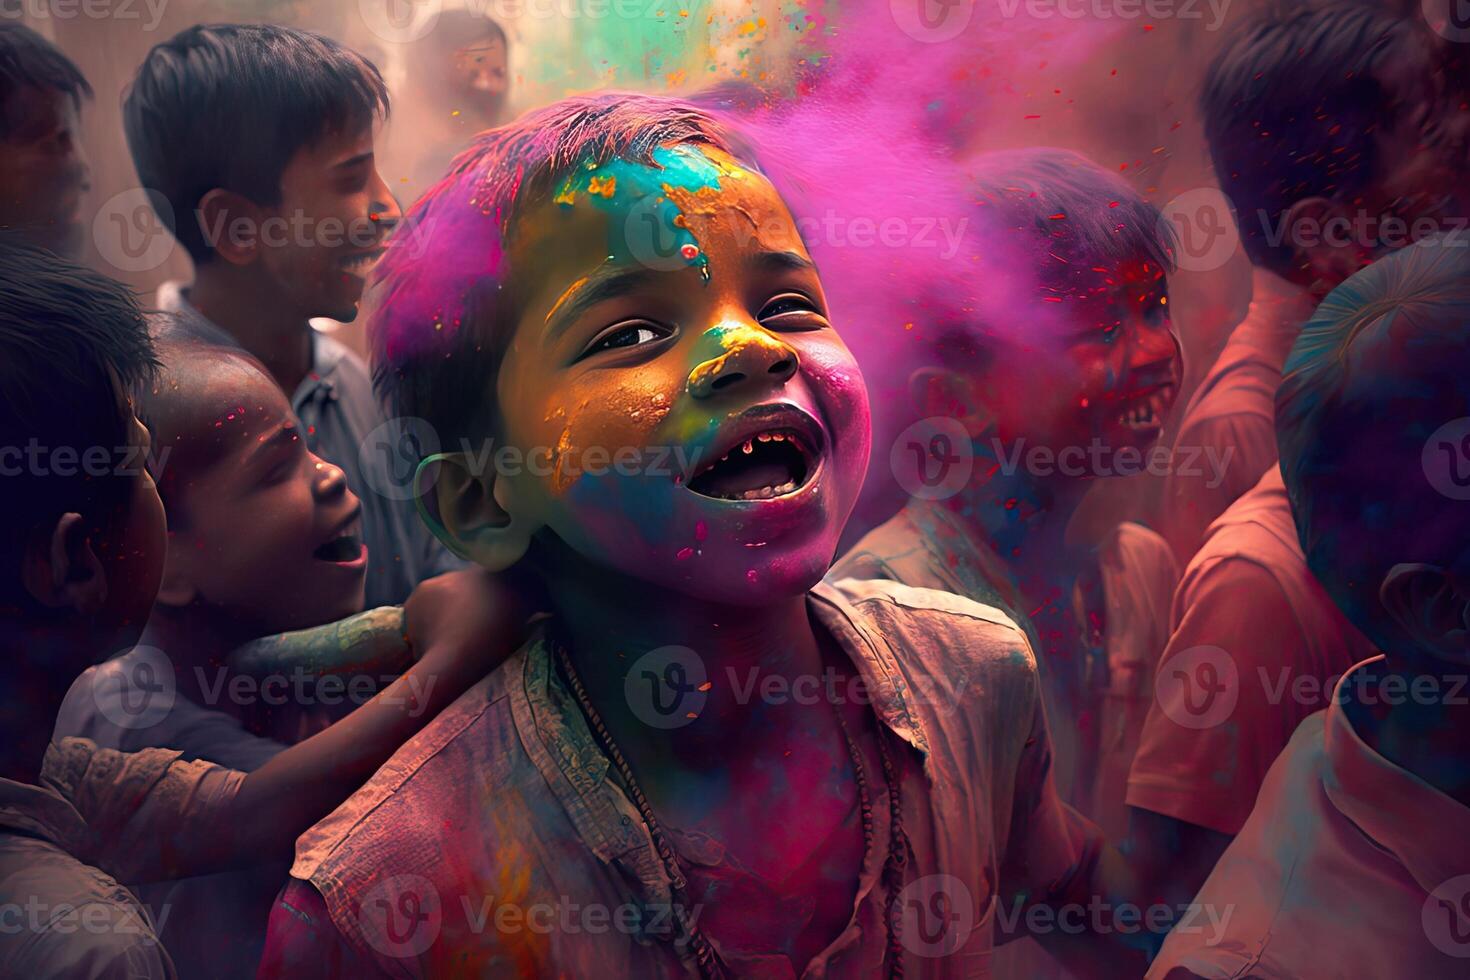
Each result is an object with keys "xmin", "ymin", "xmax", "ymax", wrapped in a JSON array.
[
  {"xmin": 1276, "ymin": 234, "xmax": 1470, "ymax": 652},
  {"xmin": 123, "ymin": 23, "xmax": 389, "ymax": 263},
  {"xmin": 0, "ymin": 238, "xmax": 158, "ymax": 607},
  {"xmin": 969, "ymin": 146, "xmax": 1176, "ymax": 286},
  {"xmin": 370, "ymin": 93, "xmax": 745, "ymax": 448},
  {"xmin": 1200, "ymin": 4, "xmax": 1435, "ymax": 276},
  {"xmin": 0, "ymin": 22, "xmax": 91, "ymax": 139}
]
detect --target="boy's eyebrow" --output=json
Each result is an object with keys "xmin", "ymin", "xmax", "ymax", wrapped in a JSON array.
[
  {"xmin": 545, "ymin": 267, "xmax": 662, "ymax": 338},
  {"xmin": 331, "ymin": 151, "xmax": 375, "ymax": 171},
  {"xmin": 246, "ymin": 422, "xmax": 298, "ymax": 463},
  {"xmin": 751, "ymin": 250, "xmax": 817, "ymax": 275}
]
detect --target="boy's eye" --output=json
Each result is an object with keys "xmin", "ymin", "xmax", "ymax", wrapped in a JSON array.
[
  {"xmin": 759, "ymin": 293, "xmax": 828, "ymax": 329},
  {"xmin": 581, "ymin": 320, "xmax": 671, "ymax": 358}
]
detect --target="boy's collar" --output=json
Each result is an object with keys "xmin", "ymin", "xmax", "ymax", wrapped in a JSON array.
[{"xmin": 1323, "ymin": 655, "xmax": 1470, "ymax": 894}]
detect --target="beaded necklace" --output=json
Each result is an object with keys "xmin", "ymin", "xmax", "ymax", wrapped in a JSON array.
[{"xmin": 553, "ymin": 643, "xmax": 912, "ymax": 979}]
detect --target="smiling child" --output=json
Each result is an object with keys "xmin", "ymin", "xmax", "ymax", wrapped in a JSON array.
[{"xmin": 259, "ymin": 95, "xmax": 1144, "ymax": 979}]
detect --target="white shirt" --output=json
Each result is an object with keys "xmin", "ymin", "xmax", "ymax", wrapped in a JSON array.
[{"xmin": 1148, "ymin": 656, "xmax": 1470, "ymax": 979}]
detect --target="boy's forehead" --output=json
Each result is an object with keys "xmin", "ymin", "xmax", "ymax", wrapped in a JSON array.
[{"xmin": 508, "ymin": 143, "xmax": 807, "ymax": 301}]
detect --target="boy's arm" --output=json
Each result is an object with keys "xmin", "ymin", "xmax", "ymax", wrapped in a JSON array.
[{"xmin": 57, "ymin": 569, "xmax": 529, "ymax": 884}]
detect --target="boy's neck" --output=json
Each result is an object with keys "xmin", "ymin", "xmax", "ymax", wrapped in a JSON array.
[
  {"xmin": 942, "ymin": 437, "xmax": 1093, "ymax": 587},
  {"xmin": 537, "ymin": 544, "xmax": 830, "ymax": 773},
  {"xmin": 189, "ymin": 264, "xmax": 315, "ymax": 395},
  {"xmin": 143, "ymin": 606, "xmax": 254, "ymax": 721}
]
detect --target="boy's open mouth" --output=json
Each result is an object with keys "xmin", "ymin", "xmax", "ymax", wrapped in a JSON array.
[
  {"xmin": 314, "ymin": 514, "xmax": 366, "ymax": 565},
  {"xmin": 1113, "ymin": 384, "xmax": 1174, "ymax": 433},
  {"xmin": 687, "ymin": 426, "xmax": 818, "ymax": 502},
  {"xmin": 337, "ymin": 247, "xmax": 386, "ymax": 278}
]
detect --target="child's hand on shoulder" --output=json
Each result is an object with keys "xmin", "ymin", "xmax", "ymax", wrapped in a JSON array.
[{"xmin": 404, "ymin": 567, "xmax": 541, "ymax": 675}]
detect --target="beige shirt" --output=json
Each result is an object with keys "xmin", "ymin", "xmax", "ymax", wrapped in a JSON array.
[
  {"xmin": 1148, "ymin": 657, "xmax": 1470, "ymax": 979},
  {"xmin": 831, "ymin": 502, "xmax": 1178, "ymax": 840},
  {"xmin": 0, "ymin": 740, "xmax": 243, "ymax": 979},
  {"xmin": 274, "ymin": 579, "xmax": 1100, "ymax": 978}
]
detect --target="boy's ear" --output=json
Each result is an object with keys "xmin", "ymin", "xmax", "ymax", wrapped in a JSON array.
[
  {"xmin": 1379, "ymin": 563, "xmax": 1470, "ymax": 664},
  {"xmin": 415, "ymin": 453, "xmax": 534, "ymax": 572},
  {"xmin": 20, "ymin": 513, "xmax": 109, "ymax": 615},
  {"xmin": 195, "ymin": 188, "xmax": 266, "ymax": 267},
  {"xmin": 908, "ymin": 367, "xmax": 995, "ymax": 439},
  {"xmin": 1282, "ymin": 197, "xmax": 1368, "ymax": 293}
]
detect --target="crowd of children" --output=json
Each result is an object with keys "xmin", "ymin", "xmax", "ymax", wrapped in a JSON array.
[{"xmin": 2, "ymin": 2, "xmax": 1469, "ymax": 977}]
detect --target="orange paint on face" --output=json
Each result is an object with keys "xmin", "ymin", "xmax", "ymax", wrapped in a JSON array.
[
  {"xmin": 685, "ymin": 324, "xmax": 793, "ymax": 395},
  {"xmin": 544, "ymin": 276, "xmax": 591, "ymax": 325},
  {"xmin": 586, "ymin": 175, "xmax": 616, "ymax": 198}
]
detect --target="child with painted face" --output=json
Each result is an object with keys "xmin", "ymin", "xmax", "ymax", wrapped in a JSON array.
[
  {"xmin": 0, "ymin": 241, "xmax": 522, "ymax": 979},
  {"xmin": 1149, "ymin": 234, "xmax": 1470, "ymax": 979},
  {"xmin": 834, "ymin": 148, "xmax": 1183, "ymax": 843},
  {"xmin": 259, "ymin": 95, "xmax": 1144, "ymax": 979}
]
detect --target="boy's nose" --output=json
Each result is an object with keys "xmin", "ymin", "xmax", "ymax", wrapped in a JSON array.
[
  {"xmin": 687, "ymin": 326, "xmax": 799, "ymax": 400},
  {"xmin": 312, "ymin": 458, "xmax": 348, "ymax": 498}
]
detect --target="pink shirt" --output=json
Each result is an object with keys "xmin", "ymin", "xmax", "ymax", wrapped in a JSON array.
[
  {"xmin": 1147, "ymin": 656, "xmax": 1470, "ymax": 979},
  {"xmin": 1159, "ymin": 269, "xmax": 1316, "ymax": 568},
  {"xmin": 1128, "ymin": 466, "xmax": 1377, "ymax": 835},
  {"xmin": 261, "ymin": 579, "xmax": 1102, "ymax": 978}
]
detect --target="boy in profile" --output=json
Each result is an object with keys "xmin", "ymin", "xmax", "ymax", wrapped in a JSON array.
[
  {"xmin": 124, "ymin": 23, "xmax": 461, "ymax": 608},
  {"xmin": 833, "ymin": 147, "xmax": 1182, "ymax": 841},
  {"xmin": 1148, "ymin": 235, "xmax": 1470, "ymax": 978},
  {"xmin": 0, "ymin": 239, "xmax": 520, "ymax": 978},
  {"xmin": 1158, "ymin": 4, "xmax": 1469, "ymax": 567},
  {"xmin": 261, "ymin": 94, "xmax": 1146, "ymax": 978},
  {"xmin": 0, "ymin": 23, "xmax": 91, "ymax": 258}
]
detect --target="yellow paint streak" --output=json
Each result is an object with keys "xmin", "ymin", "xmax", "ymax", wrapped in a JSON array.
[
  {"xmin": 544, "ymin": 276, "xmax": 589, "ymax": 325},
  {"xmin": 586, "ymin": 175, "xmax": 616, "ymax": 198}
]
